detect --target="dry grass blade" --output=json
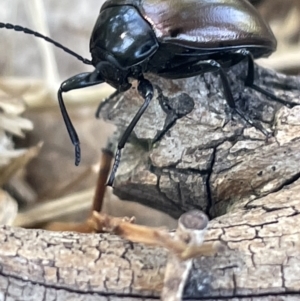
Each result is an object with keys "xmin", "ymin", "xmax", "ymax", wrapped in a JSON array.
[
  {"xmin": 0, "ymin": 92, "xmax": 26, "ymax": 115},
  {"xmin": 0, "ymin": 83, "xmax": 38, "ymax": 224},
  {"xmin": 0, "ymin": 90, "xmax": 33, "ymax": 137},
  {"xmin": 13, "ymin": 189, "xmax": 94, "ymax": 228},
  {"xmin": 0, "ymin": 189, "xmax": 18, "ymax": 225},
  {"xmin": 0, "ymin": 142, "xmax": 42, "ymax": 187}
]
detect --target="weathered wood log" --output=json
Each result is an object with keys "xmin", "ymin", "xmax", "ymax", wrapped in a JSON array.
[
  {"xmin": 1, "ymin": 181, "xmax": 300, "ymax": 300},
  {"xmin": 1, "ymin": 64, "xmax": 300, "ymax": 300},
  {"xmin": 99, "ymin": 63, "xmax": 300, "ymax": 219}
]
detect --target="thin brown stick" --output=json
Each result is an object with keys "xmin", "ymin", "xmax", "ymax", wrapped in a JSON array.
[{"xmin": 92, "ymin": 148, "xmax": 113, "ymax": 213}]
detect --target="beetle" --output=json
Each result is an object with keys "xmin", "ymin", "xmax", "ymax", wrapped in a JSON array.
[{"xmin": 1, "ymin": 0, "xmax": 281, "ymax": 186}]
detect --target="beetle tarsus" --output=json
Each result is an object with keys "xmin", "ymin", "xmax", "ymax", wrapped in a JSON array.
[
  {"xmin": 75, "ymin": 144, "xmax": 81, "ymax": 166},
  {"xmin": 234, "ymin": 108, "xmax": 271, "ymax": 138},
  {"xmin": 107, "ymin": 149, "xmax": 121, "ymax": 186}
]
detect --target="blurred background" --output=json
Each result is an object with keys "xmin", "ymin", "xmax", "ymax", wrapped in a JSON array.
[{"xmin": 0, "ymin": 0, "xmax": 299, "ymax": 229}]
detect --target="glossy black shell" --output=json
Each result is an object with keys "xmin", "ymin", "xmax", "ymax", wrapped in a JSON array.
[{"xmin": 90, "ymin": 0, "xmax": 276, "ymax": 78}]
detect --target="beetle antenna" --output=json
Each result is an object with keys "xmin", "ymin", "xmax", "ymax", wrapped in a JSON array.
[{"xmin": 0, "ymin": 22, "xmax": 92, "ymax": 65}]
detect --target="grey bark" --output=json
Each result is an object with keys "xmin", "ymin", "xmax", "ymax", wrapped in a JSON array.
[
  {"xmin": 1, "ymin": 181, "xmax": 300, "ymax": 300},
  {"xmin": 99, "ymin": 63, "xmax": 300, "ymax": 219},
  {"xmin": 2, "ymin": 64, "xmax": 300, "ymax": 300}
]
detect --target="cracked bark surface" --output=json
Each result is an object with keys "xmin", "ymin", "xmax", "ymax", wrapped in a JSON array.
[
  {"xmin": 99, "ymin": 63, "xmax": 300, "ymax": 219},
  {"xmin": 2, "ymin": 64, "xmax": 300, "ymax": 300},
  {"xmin": 1, "ymin": 183, "xmax": 300, "ymax": 300}
]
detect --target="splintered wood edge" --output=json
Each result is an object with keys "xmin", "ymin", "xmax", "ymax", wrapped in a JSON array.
[
  {"xmin": 161, "ymin": 210, "xmax": 209, "ymax": 301},
  {"xmin": 1, "ymin": 177, "xmax": 300, "ymax": 300}
]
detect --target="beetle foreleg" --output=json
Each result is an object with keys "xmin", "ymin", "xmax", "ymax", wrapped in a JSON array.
[
  {"xmin": 107, "ymin": 78, "xmax": 154, "ymax": 186},
  {"xmin": 58, "ymin": 73, "xmax": 105, "ymax": 166}
]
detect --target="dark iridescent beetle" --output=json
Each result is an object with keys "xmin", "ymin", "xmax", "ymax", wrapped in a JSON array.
[{"xmin": 1, "ymin": 0, "xmax": 281, "ymax": 186}]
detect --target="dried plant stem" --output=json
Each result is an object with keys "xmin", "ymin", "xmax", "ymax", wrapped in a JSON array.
[{"xmin": 92, "ymin": 148, "xmax": 114, "ymax": 213}]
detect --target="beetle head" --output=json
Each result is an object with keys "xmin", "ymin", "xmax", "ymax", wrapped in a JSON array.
[
  {"xmin": 89, "ymin": 5, "xmax": 158, "ymax": 88},
  {"xmin": 90, "ymin": 60, "xmax": 131, "ymax": 92}
]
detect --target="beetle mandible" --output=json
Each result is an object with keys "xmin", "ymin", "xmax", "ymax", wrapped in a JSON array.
[{"xmin": 1, "ymin": 0, "xmax": 282, "ymax": 186}]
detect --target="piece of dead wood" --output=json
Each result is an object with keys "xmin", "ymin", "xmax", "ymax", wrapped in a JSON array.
[
  {"xmin": 99, "ymin": 63, "xmax": 300, "ymax": 220},
  {"xmin": 1, "ymin": 179, "xmax": 300, "ymax": 300},
  {"xmin": 1, "ymin": 64, "xmax": 300, "ymax": 300},
  {"xmin": 161, "ymin": 210, "xmax": 211, "ymax": 301}
]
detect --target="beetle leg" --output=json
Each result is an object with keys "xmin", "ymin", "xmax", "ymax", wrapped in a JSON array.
[
  {"xmin": 107, "ymin": 78, "xmax": 154, "ymax": 186},
  {"xmin": 95, "ymin": 90, "xmax": 121, "ymax": 118},
  {"xmin": 238, "ymin": 50, "xmax": 289, "ymax": 107},
  {"xmin": 58, "ymin": 72, "xmax": 105, "ymax": 166},
  {"xmin": 202, "ymin": 60, "xmax": 271, "ymax": 137},
  {"xmin": 219, "ymin": 68, "xmax": 271, "ymax": 137}
]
